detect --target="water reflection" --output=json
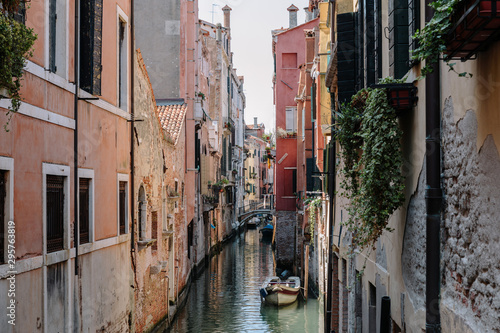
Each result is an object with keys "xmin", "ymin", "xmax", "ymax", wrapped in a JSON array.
[{"xmin": 167, "ymin": 229, "xmax": 323, "ymax": 333}]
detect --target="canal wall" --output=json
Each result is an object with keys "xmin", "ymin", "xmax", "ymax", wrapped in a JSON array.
[{"xmin": 275, "ymin": 211, "xmax": 297, "ymax": 269}]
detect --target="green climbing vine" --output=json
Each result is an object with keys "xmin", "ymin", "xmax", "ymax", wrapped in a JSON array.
[
  {"xmin": 411, "ymin": 0, "xmax": 471, "ymax": 78},
  {"xmin": 305, "ymin": 197, "xmax": 322, "ymax": 245},
  {"xmin": 335, "ymin": 87, "xmax": 405, "ymax": 251},
  {"xmin": 0, "ymin": 2, "xmax": 37, "ymax": 131}
]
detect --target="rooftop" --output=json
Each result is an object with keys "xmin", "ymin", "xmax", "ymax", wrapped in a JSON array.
[{"xmin": 157, "ymin": 103, "xmax": 187, "ymax": 145}]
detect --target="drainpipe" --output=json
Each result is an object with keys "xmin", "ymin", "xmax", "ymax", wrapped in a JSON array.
[
  {"xmin": 325, "ymin": 93, "xmax": 336, "ymax": 333},
  {"xmin": 73, "ymin": 0, "xmax": 80, "ymax": 277},
  {"xmin": 130, "ymin": 0, "xmax": 135, "ymax": 253},
  {"xmin": 425, "ymin": 0, "xmax": 442, "ymax": 331}
]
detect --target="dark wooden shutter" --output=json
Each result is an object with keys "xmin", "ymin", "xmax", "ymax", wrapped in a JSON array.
[
  {"xmin": 0, "ymin": 171, "xmax": 5, "ymax": 263},
  {"xmin": 356, "ymin": 3, "xmax": 365, "ymax": 91},
  {"xmin": 80, "ymin": 0, "xmax": 103, "ymax": 95},
  {"xmin": 222, "ymin": 137, "xmax": 227, "ymax": 175},
  {"xmin": 119, "ymin": 182, "xmax": 126, "ymax": 234},
  {"xmin": 47, "ymin": 175, "xmax": 64, "ymax": 253},
  {"xmin": 79, "ymin": 178, "xmax": 90, "ymax": 244},
  {"xmin": 49, "ymin": 0, "xmax": 57, "ymax": 73},
  {"xmin": 195, "ymin": 131, "xmax": 200, "ymax": 170},
  {"xmin": 374, "ymin": 0, "xmax": 383, "ymax": 80},
  {"xmin": 337, "ymin": 13, "xmax": 357, "ymax": 104},
  {"xmin": 364, "ymin": 0, "xmax": 376, "ymax": 86},
  {"xmin": 389, "ymin": 0, "xmax": 410, "ymax": 79}
]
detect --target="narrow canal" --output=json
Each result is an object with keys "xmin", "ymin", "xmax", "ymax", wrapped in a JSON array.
[{"xmin": 167, "ymin": 228, "xmax": 324, "ymax": 333}]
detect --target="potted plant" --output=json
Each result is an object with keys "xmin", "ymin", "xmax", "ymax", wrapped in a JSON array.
[
  {"xmin": 232, "ymin": 169, "xmax": 238, "ymax": 175},
  {"xmin": 334, "ymin": 87, "xmax": 405, "ymax": 251},
  {"xmin": 371, "ymin": 81, "xmax": 418, "ymax": 113},
  {"xmin": 196, "ymin": 91, "xmax": 205, "ymax": 100},
  {"xmin": 0, "ymin": 2, "xmax": 37, "ymax": 130}
]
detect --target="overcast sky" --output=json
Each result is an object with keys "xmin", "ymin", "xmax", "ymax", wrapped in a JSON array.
[{"xmin": 198, "ymin": 0, "xmax": 310, "ymax": 132}]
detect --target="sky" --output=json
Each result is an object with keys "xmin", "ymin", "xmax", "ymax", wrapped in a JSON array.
[{"xmin": 198, "ymin": 0, "xmax": 310, "ymax": 133}]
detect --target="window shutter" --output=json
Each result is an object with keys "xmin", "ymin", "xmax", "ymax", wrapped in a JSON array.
[
  {"xmin": 80, "ymin": 0, "xmax": 103, "ymax": 95},
  {"xmin": 356, "ymin": 4, "xmax": 365, "ymax": 91},
  {"xmin": 374, "ymin": 0, "xmax": 383, "ymax": 80},
  {"xmin": 364, "ymin": 0, "xmax": 376, "ymax": 87},
  {"xmin": 389, "ymin": 0, "xmax": 410, "ymax": 79},
  {"xmin": 49, "ymin": 0, "xmax": 57, "ymax": 73},
  {"xmin": 337, "ymin": 13, "xmax": 356, "ymax": 104}
]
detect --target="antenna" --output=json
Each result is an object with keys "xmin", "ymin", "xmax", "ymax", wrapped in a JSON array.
[{"xmin": 210, "ymin": 3, "xmax": 220, "ymax": 24}]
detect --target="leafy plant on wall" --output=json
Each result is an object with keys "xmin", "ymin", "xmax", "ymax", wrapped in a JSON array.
[
  {"xmin": 411, "ymin": 0, "xmax": 472, "ymax": 78},
  {"xmin": 335, "ymin": 87, "xmax": 405, "ymax": 251},
  {"xmin": 0, "ymin": 0, "xmax": 37, "ymax": 131}
]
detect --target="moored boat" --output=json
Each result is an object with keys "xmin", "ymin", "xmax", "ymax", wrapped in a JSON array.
[
  {"xmin": 260, "ymin": 276, "xmax": 301, "ymax": 306},
  {"xmin": 247, "ymin": 217, "xmax": 260, "ymax": 229},
  {"xmin": 259, "ymin": 223, "xmax": 274, "ymax": 240}
]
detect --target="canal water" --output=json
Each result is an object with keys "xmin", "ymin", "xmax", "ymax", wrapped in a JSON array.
[{"xmin": 167, "ymin": 228, "xmax": 324, "ymax": 333}]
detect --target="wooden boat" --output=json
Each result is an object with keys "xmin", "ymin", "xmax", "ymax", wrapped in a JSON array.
[
  {"xmin": 259, "ymin": 223, "xmax": 274, "ymax": 239},
  {"xmin": 247, "ymin": 217, "xmax": 260, "ymax": 229},
  {"xmin": 259, "ymin": 276, "xmax": 301, "ymax": 306}
]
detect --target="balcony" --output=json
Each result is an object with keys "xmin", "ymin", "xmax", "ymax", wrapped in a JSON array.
[{"xmin": 446, "ymin": 0, "xmax": 500, "ymax": 60}]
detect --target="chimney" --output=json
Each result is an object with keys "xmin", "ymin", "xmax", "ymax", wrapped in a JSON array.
[
  {"xmin": 287, "ymin": 4, "xmax": 299, "ymax": 28},
  {"xmin": 222, "ymin": 5, "xmax": 232, "ymax": 29},
  {"xmin": 304, "ymin": 7, "xmax": 312, "ymax": 22},
  {"xmin": 254, "ymin": 117, "xmax": 258, "ymax": 127}
]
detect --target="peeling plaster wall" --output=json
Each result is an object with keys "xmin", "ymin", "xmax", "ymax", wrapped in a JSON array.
[
  {"xmin": 441, "ymin": 99, "xmax": 500, "ymax": 332},
  {"xmin": 402, "ymin": 163, "xmax": 426, "ymax": 312}
]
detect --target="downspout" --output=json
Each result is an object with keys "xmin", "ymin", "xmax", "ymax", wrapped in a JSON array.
[
  {"xmin": 325, "ymin": 93, "xmax": 336, "ymax": 333},
  {"xmin": 73, "ymin": 0, "xmax": 79, "ymax": 277},
  {"xmin": 130, "ymin": 0, "xmax": 135, "ymax": 253},
  {"xmin": 425, "ymin": 0, "xmax": 442, "ymax": 331}
]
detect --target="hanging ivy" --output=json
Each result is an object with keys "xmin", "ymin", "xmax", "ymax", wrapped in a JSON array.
[
  {"xmin": 335, "ymin": 87, "xmax": 405, "ymax": 250},
  {"xmin": 305, "ymin": 197, "xmax": 322, "ymax": 246},
  {"xmin": 0, "ymin": 3, "xmax": 37, "ymax": 131},
  {"xmin": 411, "ymin": 0, "xmax": 471, "ymax": 78}
]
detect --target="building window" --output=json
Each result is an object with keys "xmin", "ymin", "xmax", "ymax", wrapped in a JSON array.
[
  {"xmin": 408, "ymin": 0, "xmax": 421, "ymax": 63},
  {"xmin": 79, "ymin": 178, "xmax": 90, "ymax": 244},
  {"xmin": 119, "ymin": 181, "xmax": 127, "ymax": 234},
  {"xmin": 151, "ymin": 211, "xmax": 158, "ymax": 251},
  {"xmin": 282, "ymin": 53, "xmax": 297, "ymax": 68},
  {"xmin": 0, "ymin": 170, "xmax": 5, "ymax": 264},
  {"xmin": 285, "ymin": 107, "xmax": 297, "ymax": 132},
  {"xmin": 48, "ymin": 0, "xmax": 67, "ymax": 76},
  {"xmin": 118, "ymin": 14, "xmax": 128, "ymax": 110},
  {"xmin": 117, "ymin": 174, "xmax": 129, "ymax": 235},
  {"xmin": 389, "ymin": 0, "xmax": 410, "ymax": 79},
  {"xmin": 80, "ymin": 0, "xmax": 103, "ymax": 95},
  {"xmin": 46, "ymin": 175, "xmax": 65, "ymax": 253},
  {"xmin": 0, "ymin": 157, "xmax": 13, "ymax": 265}
]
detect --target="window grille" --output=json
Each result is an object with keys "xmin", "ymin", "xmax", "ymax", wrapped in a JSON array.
[
  {"xmin": 47, "ymin": 175, "xmax": 64, "ymax": 253},
  {"xmin": 389, "ymin": 0, "xmax": 410, "ymax": 79},
  {"xmin": 79, "ymin": 178, "xmax": 90, "ymax": 244},
  {"xmin": 119, "ymin": 181, "xmax": 126, "ymax": 234}
]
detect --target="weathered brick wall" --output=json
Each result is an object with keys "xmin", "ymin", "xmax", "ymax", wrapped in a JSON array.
[
  {"xmin": 275, "ymin": 211, "xmax": 297, "ymax": 267},
  {"xmin": 441, "ymin": 99, "xmax": 500, "ymax": 331}
]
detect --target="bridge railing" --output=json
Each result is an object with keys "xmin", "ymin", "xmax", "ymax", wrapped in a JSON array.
[{"xmin": 238, "ymin": 196, "xmax": 274, "ymax": 216}]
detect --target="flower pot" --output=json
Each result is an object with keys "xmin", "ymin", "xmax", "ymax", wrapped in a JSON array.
[
  {"xmin": 371, "ymin": 83, "xmax": 418, "ymax": 112},
  {"xmin": 446, "ymin": 0, "xmax": 500, "ymax": 60}
]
